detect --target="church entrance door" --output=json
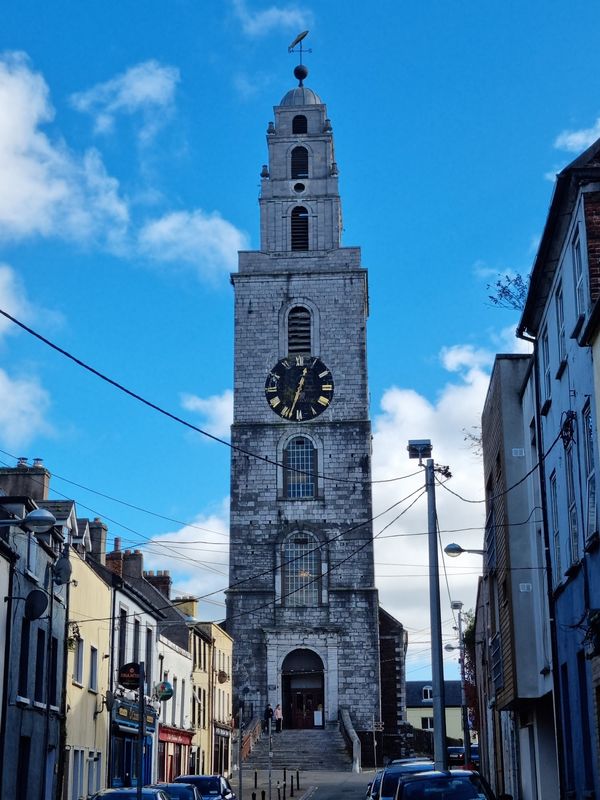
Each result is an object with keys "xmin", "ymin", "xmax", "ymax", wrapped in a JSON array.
[{"xmin": 281, "ymin": 649, "xmax": 325, "ymax": 730}]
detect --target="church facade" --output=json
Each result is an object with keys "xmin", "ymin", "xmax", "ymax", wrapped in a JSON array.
[{"xmin": 226, "ymin": 66, "xmax": 381, "ymax": 733}]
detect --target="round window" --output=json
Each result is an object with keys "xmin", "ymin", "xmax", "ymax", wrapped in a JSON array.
[{"xmin": 294, "ymin": 183, "xmax": 305, "ymax": 193}]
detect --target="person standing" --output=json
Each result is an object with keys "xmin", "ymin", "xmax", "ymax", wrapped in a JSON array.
[
  {"xmin": 274, "ymin": 704, "xmax": 283, "ymax": 733},
  {"xmin": 264, "ymin": 703, "xmax": 274, "ymax": 732}
]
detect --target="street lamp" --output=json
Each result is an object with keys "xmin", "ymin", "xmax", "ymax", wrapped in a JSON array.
[
  {"xmin": 444, "ymin": 543, "xmax": 485, "ymax": 558},
  {"xmin": 445, "ymin": 600, "xmax": 471, "ymax": 768},
  {"xmin": 0, "ymin": 508, "xmax": 57, "ymax": 533}
]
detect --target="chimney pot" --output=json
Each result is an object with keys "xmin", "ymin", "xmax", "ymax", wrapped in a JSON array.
[
  {"xmin": 17, "ymin": 457, "xmax": 28, "ymax": 466},
  {"xmin": 33, "ymin": 458, "xmax": 44, "ymax": 467},
  {"xmin": 114, "ymin": 537, "xmax": 121, "ymax": 551}
]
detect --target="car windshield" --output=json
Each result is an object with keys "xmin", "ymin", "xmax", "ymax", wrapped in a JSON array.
[
  {"xmin": 381, "ymin": 765, "xmax": 434, "ymax": 795},
  {"xmin": 159, "ymin": 787, "xmax": 196, "ymax": 799},
  {"xmin": 192, "ymin": 778, "xmax": 221, "ymax": 794},
  {"xmin": 401, "ymin": 776, "xmax": 491, "ymax": 799}
]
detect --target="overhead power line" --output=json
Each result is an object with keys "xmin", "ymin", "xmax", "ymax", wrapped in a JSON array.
[{"xmin": 0, "ymin": 307, "xmax": 421, "ymax": 488}]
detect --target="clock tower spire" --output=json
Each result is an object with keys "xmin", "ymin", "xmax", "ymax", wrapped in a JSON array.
[{"xmin": 227, "ymin": 51, "xmax": 381, "ymax": 738}]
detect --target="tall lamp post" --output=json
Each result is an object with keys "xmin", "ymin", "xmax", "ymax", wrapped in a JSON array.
[
  {"xmin": 445, "ymin": 600, "xmax": 471, "ymax": 768},
  {"xmin": 407, "ymin": 439, "xmax": 447, "ymax": 771}
]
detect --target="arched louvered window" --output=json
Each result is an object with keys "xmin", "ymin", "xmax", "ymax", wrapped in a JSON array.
[
  {"xmin": 282, "ymin": 531, "xmax": 320, "ymax": 606},
  {"xmin": 291, "ymin": 206, "xmax": 309, "ymax": 251},
  {"xmin": 284, "ymin": 436, "xmax": 316, "ymax": 498},
  {"xmin": 291, "ymin": 146, "xmax": 309, "ymax": 179},
  {"xmin": 292, "ymin": 115, "xmax": 307, "ymax": 134},
  {"xmin": 288, "ymin": 306, "xmax": 311, "ymax": 354}
]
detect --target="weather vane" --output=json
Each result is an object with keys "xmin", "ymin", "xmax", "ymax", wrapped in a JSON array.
[{"xmin": 288, "ymin": 30, "xmax": 311, "ymax": 86}]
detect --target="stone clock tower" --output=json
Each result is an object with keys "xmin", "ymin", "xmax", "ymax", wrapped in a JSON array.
[{"xmin": 226, "ymin": 62, "xmax": 381, "ymax": 734}]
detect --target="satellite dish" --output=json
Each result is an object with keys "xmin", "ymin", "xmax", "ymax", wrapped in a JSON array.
[
  {"xmin": 24, "ymin": 589, "xmax": 48, "ymax": 621},
  {"xmin": 53, "ymin": 554, "xmax": 72, "ymax": 586},
  {"xmin": 288, "ymin": 30, "xmax": 309, "ymax": 51}
]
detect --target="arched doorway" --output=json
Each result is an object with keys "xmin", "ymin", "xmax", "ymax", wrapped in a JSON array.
[{"xmin": 281, "ymin": 649, "xmax": 325, "ymax": 729}]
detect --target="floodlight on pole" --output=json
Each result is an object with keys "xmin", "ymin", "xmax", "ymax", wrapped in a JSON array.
[
  {"xmin": 0, "ymin": 508, "xmax": 56, "ymax": 533},
  {"xmin": 444, "ymin": 543, "xmax": 485, "ymax": 558}
]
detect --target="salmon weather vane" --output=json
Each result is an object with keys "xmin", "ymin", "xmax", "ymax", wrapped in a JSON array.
[{"xmin": 288, "ymin": 30, "xmax": 311, "ymax": 85}]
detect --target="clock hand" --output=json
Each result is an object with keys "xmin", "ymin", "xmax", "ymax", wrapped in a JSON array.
[{"xmin": 290, "ymin": 368, "xmax": 308, "ymax": 413}]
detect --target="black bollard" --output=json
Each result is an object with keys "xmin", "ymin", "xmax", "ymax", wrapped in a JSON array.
[
  {"xmin": 262, "ymin": 791, "xmax": 265, "ymax": 800},
  {"xmin": 296, "ymin": 771, "xmax": 299, "ymax": 791},
  {"xmin": 290, "ymin": 774, "xmax": 294, "ymax": 798},
  {"xmin": 283, "ymin": 768, "xmax": 287, "ymax": 783},
  {"xmin": 255, "ymin": 771, "xmax": 258, "ymax": 789},
  {"xmin": 252, "ymin": 794, "xmax": 256, "ymax": 800},
  {"xmin": 283, "ymin": 782, "xmax": 287, "ymax": 800},
  {"xmin": 277, "ymin": 782, "xmax": 281, "ymax": 800}
]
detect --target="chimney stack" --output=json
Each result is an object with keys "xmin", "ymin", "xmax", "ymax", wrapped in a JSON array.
[
  {"xmin": 174, "ymin": 596, "xmax": 198, "ymax": 618},
  {"xmin": 144, "ymin": 569, "xmax": 172, "ymax": 599},
  {"xmin": 123, "ymin": 549, "xmax": 144, "ymax": 580},
  {"xmin": 89, "ymin": 518, "xmax": 108, "ymax": 566},
  {"xmin": 0, "ymin": 461, "xmax": 51, "ymax": 502}
]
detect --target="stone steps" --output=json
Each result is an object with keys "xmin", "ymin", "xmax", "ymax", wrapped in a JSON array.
[{"xmin": 244, "ymin": 729, "xmax": 353, "ymax": 771}]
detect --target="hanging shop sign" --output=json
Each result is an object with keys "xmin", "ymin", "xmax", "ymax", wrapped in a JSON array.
[
  {"xmin": 155, "ymin": 680, "xmax": 174, "ymax": 701},
  {"xmin": 118, "ymin": 662, "xmax": 141, "ymax": 689}
]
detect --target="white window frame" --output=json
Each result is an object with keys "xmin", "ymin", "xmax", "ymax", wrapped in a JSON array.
[
  {"xmin": 421, "ymin": 716, "xmax": 434, "ymax": 730},
  {"xmin": 73, "ymin": 638, "xmax": 84, "ymax": 684},
  {"xmin": 555, "ymin": 285, "xmax": 566, "ymax": 362},
  {"xmin": 422, "ymin": 685, "xmax": 433, "ymax": 701},
  {"xmin": 541, "ymin": 329, "xmax": 551, "ymax": 401},
  {"xmin": 550, "ymin": 472, "xmax": 562, "ymax": 585},
  {"xmin": 89, "ymin": 646, "xmax": 98, "ymax": 692},
  {"xmin": 583, "ymin": 403, "xmax": 597, "ymax": 540},
  {"xmin": 573, "ymin": 233, "xmax": 585, "ymax": 318},
  {"xmin": 565, "ymin": 446, "xmax": 579, "ymax": 563}
]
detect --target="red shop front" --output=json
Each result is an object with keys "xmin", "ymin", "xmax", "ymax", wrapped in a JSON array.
[{"xmin": 158, "ymin": 724, "xmax": 194, "ymax": 782}]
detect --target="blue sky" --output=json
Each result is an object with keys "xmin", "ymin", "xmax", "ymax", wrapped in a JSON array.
[{"xmin": 1, "ymin": 0, "xmax": 598, "ymax": 680}]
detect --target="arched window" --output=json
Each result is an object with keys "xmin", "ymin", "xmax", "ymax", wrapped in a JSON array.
[
  {"xmin": 282, "ymin": 532, "xmax": 320, "ymax": 606},
  {"xmin": 292, "ymin": 115, "xmax": 307, "ymax": 134},
  {"xmin": 291, "ymin": 206, "xmax": 309, "ymax": 251},
  {"xmin": 291, "ymin": 146, "xmax": 309, "ymax": 179},
  {"xmin": 284, "ymin": 437, "xmax": 316, "ymax": 498},
  {"xmin": 288, "ymin": 306, "xmax": 311, "ymax": 354}
]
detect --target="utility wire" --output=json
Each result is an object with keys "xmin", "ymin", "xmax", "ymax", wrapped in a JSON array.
[{"xmin": 0, "ymin": 308, "xmax": 421, "ymax": 488}]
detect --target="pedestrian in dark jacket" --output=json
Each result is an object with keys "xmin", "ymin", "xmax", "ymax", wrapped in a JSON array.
[{"xmin": 264, "ymin": 703, "xmax": 274, "ymax": 732}]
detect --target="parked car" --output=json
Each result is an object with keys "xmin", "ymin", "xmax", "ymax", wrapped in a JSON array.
[
  {"xmin": 389, "ymin": 758, "xmax": 429, "ymax": 765},
  {"xmin": 468, "ymin": 744, "xmax": 480, "ymax": 769},
  {"xmin": 366, "ymin": 770, "xmax": 384, "ymax": 800},
  {"xmin": 92, "ymin": 790, "xmax": 171, "ymax": 800},
  {"xmin": 150, "ymin": 783, "xmax": 203, "ymax": 800},
  {"xmin": 174, "ymin": 775, "xmax": 236, "ymax": 800},
  {"xmin": 447, "ymin": 746, "xmax": 466, "ymax": 767},
  {"xmin": 394, "ymin": 770, "xmax": 511, "ymax": 800},
  {"xmin": 378, "ymin": 761, "xmax": 435, "ymax": 800}
]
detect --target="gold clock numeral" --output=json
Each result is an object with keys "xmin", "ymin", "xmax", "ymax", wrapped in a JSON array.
[
  {"xmin": 318, "ymin": 396, "xmax": 330, "ymax": 407},
  {"xmin": 268, "ymin": 372, "xmax": 280, "ymax": 381},
  {"xmin": 319, "ymin": 369, "xmax": 330, "ymax": 378},
  {"xmin": 311, "ymin": 406, "xmax": 318, "ymax": 416},
  {"xmin": 281, "ymin": 406, "xmax": 292, "ymax": 418},
  {"xmin": 321, "ymin": 384, "xmax": 333, "ymax": 392},
  {"xmin": 266, "ymin": 386, "xmax": 278, "ymax": 393},
  {"xmin": 269, "ymin": 397, "xmax": 281, "ymax": 408},
  {"xmin": 281, "ymin": 359, "xmax": 290, "ymax": 369},
  {"xmin": 295, "ymin": 356, "xmax": 304, "ymax": 366},
  {"xmin": 295, "ymin": 409, "xmax": 303, "ymax": 421}
]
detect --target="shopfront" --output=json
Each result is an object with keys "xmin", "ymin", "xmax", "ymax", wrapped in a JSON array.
[
  {"xmin": 110, "ymin": 699, "xmax": 157, "ymax": 787},
  {"xmin": 213, "ymin": 725, "xmax": 231, "ymax": 775},
  {"xmin": 158, "ymin": 725, "xmax": 193, "ymax": 782}
]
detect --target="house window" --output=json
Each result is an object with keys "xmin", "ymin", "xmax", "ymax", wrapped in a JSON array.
[
  {"xmin": 35, "ymin": 628, "xmax": 46, "ymax": 702},
  {"xmin": 550, "ymin": 472, "xmax": 562, "ymax": 584},
  {"xmin": 118, "ymin": 608, "xmax": 127, "ymax": 669},
  {"xmin": 421, "ymin": 717, "xmax": 434, "ymax": 730},
  {"xmin": 291, "ymin": 206, "xmax": 309, "ymax": 251},
  {"xmin": 50, "ymin": 636, "xmax": 58, "ymax": 706},
  {"xmin": 541, "ymin": 329, "xmax": 551, "ymax": 401},
  {"xmin": 291, "ymin": 146, "xmax": 308, "ymax": 178},
  {"xmin": 556, "ymin": 285, "xmax": 566, "ymax": 362},
  {"xmin": 133, "ymin": 618, "xmax": 140, "ymax": 663},
  {"xmin": 573, "ymin": 233, "xmax": 585, "ymax": 318},
  {"xmin": 18, "ymin": 619, "xmax": 31, "ymax": 697},
  {"xmin": 145, "ymin": 628, "xmax": 153, "ymax": 692},
  {"xmin": 73, "ymin": 637, "xmax": 84, "ymax": 684},
  {"xmin": 181, "ymin": 679, "xmax": 186, "ymax": 728},
  {"xmin": 89, "ymin": 646, "xmax": 98, "ymax": 691},
  {"xmin": 583, "ymin": 403, "xmax": 597, "ymax": 540},
  {"xmin": 284, "ymin": 437, "xmax": 316, "ymax": 498},
  {"xmin": 287, "ymin": 306, "xmax": 312, "ymax": 354},
  {"xmin": 26, "ymin": 532, "xmax": 37, "ymax": 573},
  {"xmin": 292, "ymin": 115, "xmax": 307, "ymax": 134},
  {"xmin": 172, "ymin": 677, "xmax": 178, "ymax": 726},
  {"xmin": 422, "ymin": 685, "xmax": 433, "ymax": 701},
  {"xmin": 566, "ymin": 446, "xmax": 579, "ymax": 563},
  {"xmin": 282, "ymin": 532, "xmax": 321, "ymax": 606},
  {"xmin": 490, "ymin": 631, "xmax": 503, "ymax": 691}
]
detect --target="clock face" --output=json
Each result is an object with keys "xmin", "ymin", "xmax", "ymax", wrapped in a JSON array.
[{"xmin": 265, "ymin": 356, "xmax": 334, "ymax": 421}]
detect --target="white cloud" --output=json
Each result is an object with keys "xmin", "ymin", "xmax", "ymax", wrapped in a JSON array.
[
  {"xmin": 0, "ymin": 51, "xmax": 129, "ymax": 246},
  {"xmin": 0, "ymin": 367, "xmax": 52, "ymax": 448},
  {"xmin": 181, "ymin": 389, "xmax": 234, "ymax": 438},
  {"xmin": 554, "ymin": 117, "xmax": 600, "ymax": 153},
  {"xmin": 232, "ymin": 0, "xmax": 312, "ymax": 37},
  {"xmin": 71, "ymin": 60, "xmax": 180, "ymax": 142},
  {"xmin": 138, "ymin": 210, "xmax": 249, "ymax": 283},
  {"xmin": 491, "ymin": 324, "xmax": 532, "ymax": 355},
  {"xmin": 139, "ymin": 500, "xmax": 230, "ymax": 618},
  {"xmin": 372, "ymin": 350, "xmax": 492, "ymax": 674},
  {"xmin": 0, "ymin": 264, "xmax": 34, "ymax": 339}
]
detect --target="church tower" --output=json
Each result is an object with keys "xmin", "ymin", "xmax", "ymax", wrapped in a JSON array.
[{"xmin": 226, "ymin": 57, "xmax": 381, "ymax": 733}]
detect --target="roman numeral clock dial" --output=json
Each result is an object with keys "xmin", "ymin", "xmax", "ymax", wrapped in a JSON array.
[{"xmin": 265, "ymin": 356, "xmax": 334, "ymax": 421}]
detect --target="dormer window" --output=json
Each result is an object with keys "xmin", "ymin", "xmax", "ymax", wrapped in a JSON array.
[
  {"xmin": 422, "ymin": 685, "xmax": 433, "ymax": 701},
  {"xmin": 291, "ymin": 207, "xmax": 309, "ymax": 251},
  {"xmin": 291, "ymin": 146, "xmax": 309, "ymax": 179},
  {"xmin": 292, "ymin": 115, "xmax": 307, "ymax": 134}
]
